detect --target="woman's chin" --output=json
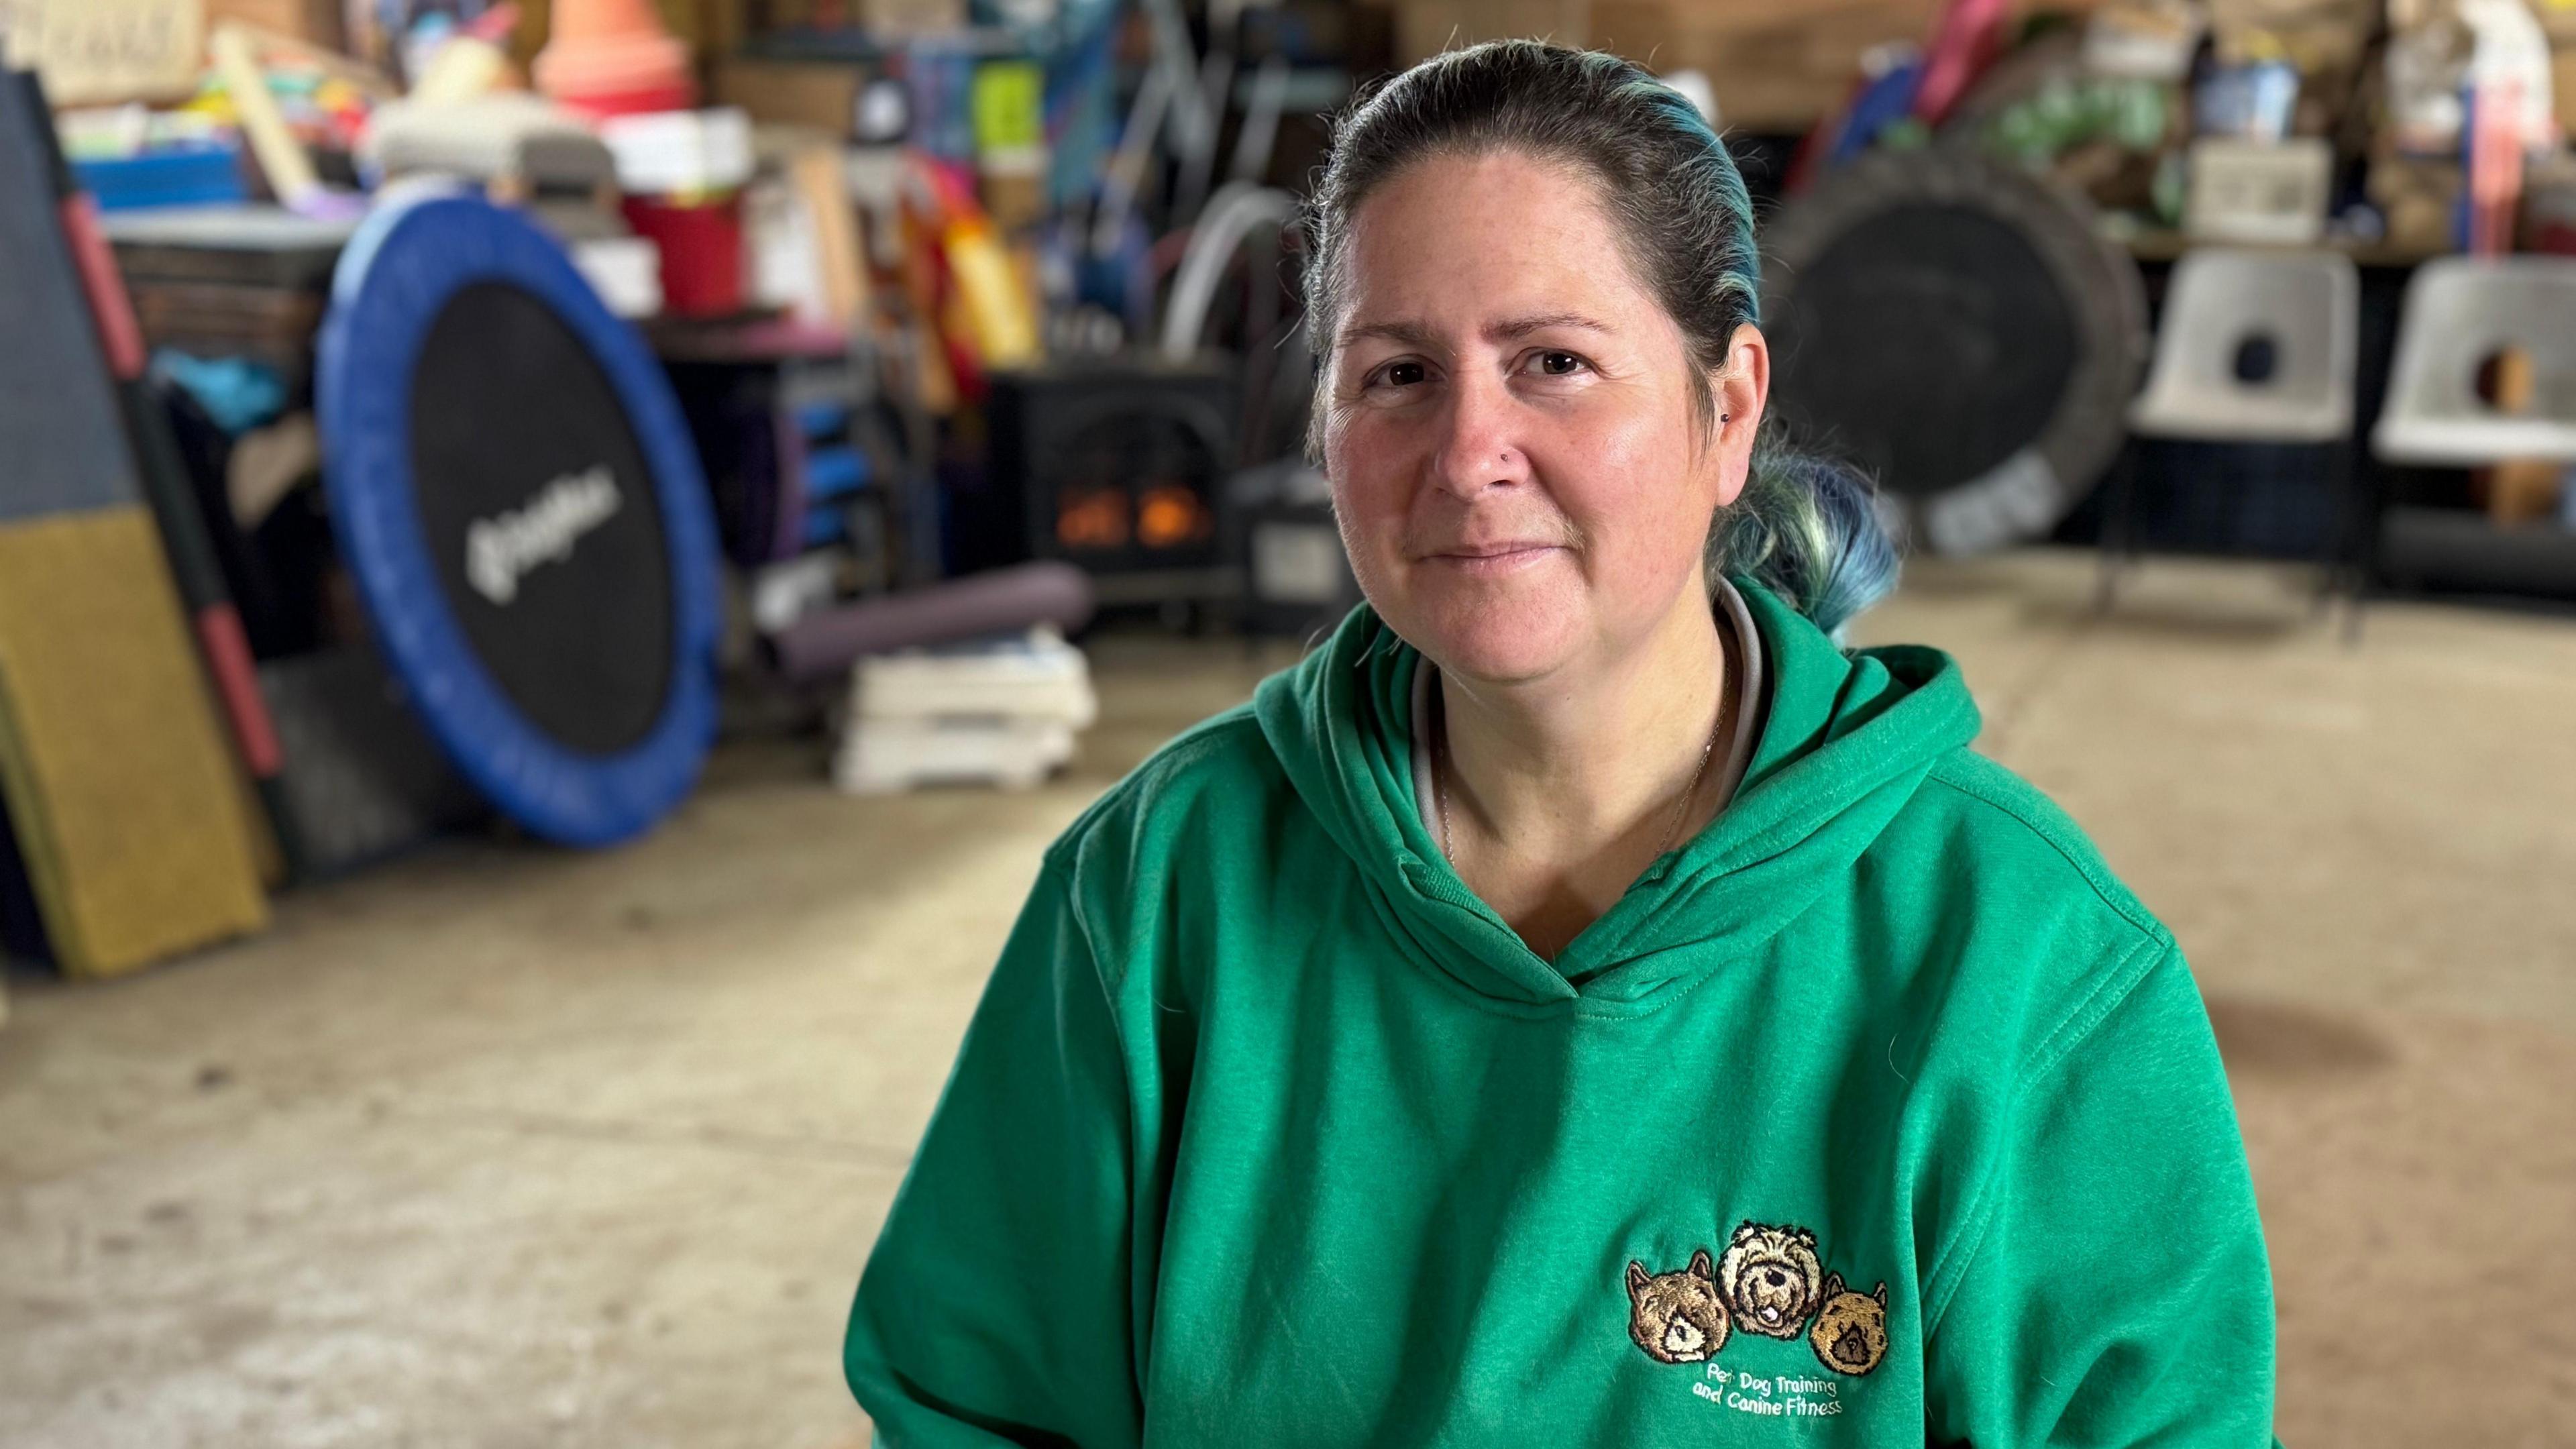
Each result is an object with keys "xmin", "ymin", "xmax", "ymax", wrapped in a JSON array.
[{"xmin": 1401, "ymin": 596, "xmax": 1587, "ymax": 684}]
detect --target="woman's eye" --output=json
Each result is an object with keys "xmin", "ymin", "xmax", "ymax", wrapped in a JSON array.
[
  {"xmin": 1378, "ymin": 361, "xmax": 1428, "ymax": 388},
  {"xmin": 1525, "ymin": 350, "xmax": 1587, "ymax": 377}
]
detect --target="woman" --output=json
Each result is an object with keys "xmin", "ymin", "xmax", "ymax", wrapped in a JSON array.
[{"xmin": 847, "ymin": 41, "xmax": 2274, "ymax": 1447}]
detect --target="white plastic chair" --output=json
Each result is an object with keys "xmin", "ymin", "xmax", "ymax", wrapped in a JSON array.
[
  {"xmin": 2100, "ymin": 248, "xmax": 2361, "ymax": 610},
  {"xmin": 2131, "ymin": 248, "xmax": 2359, "ymax": 444},
  {"xmin": 2372, "ymin": 256, "xmax": 2576, "ymax": 466}
]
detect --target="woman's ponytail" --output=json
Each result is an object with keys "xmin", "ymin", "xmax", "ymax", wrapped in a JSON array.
[{"xmin": 1709, "ymin": 433, "xmax": 1902, "ymax": 641}]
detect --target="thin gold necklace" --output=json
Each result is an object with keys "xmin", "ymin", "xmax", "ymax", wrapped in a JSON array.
[{"xmin": 1434, "ymin": 657, "xmax": 1729, "ymax": 868}]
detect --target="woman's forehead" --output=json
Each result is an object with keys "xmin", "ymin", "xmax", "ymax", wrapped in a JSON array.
[
  {"xmin": 1332, "ymin": 270, "xmax": 1665, "ymax": 358},
  {"xmin": 1337, "ymin": 158, "xmax": 1653, "ymax": 347}
]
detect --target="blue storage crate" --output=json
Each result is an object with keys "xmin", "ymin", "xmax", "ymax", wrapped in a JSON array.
[
  {"xmin": 72, "ymin": 143, "xmax": 249, "ymax": 211},
  {"xmin": 804, "ymin": 504, "xmax": 850, "ymax": 548},
  {"xmin": 794, "ymin": 399, "xmax": 853, "ymax": 438},
  {"xmin": 802, "ymin": 445, "xmax": 870, "ymax": 503}
]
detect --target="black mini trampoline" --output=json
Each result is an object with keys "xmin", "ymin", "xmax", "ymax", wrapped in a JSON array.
[
  {"xmin": 1762, "ymin": 148, "xmax": 2147, "ymax": 556},
  {"xmin": 317, "ymin": 190, "xmax": 719, "ymax": 847}
]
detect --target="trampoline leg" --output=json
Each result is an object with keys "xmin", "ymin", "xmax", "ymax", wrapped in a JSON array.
[
  {"xmin": 2340, "ymin": 444, "xmax": 2382, "ymax": 649},
  {"xmin": 2312, "ymin": 437, "xmax": 2352, "ymax": 622},
  {"xmin": 2094, "ymin": 439, "xmax": 2139, "ymax": 614}
]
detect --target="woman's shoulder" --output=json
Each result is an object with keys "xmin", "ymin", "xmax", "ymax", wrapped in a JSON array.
[
  {"xmin": 1913, "ymin": 748, "xmax": 2165, "ymax": 943},
  {"xmin": 1042, "ymin": 703, "xmax": 1293, "ymax": 881},
  {"xmin": 1884, "ymin": 746, "xmax": 2186, "ymax": 1063}
]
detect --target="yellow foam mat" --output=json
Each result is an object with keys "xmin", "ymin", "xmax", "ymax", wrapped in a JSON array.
[{"xmin": 0, "ymin": 508, "xmax": 267, "ymax": 977}]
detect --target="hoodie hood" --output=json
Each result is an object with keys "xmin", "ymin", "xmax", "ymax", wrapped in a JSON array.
[{"xmin": 1252, "ymin": 577, "xmax": 1981, "ymax": 1011}]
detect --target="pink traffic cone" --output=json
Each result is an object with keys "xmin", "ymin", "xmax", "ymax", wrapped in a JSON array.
[{"xmin": 533, "ymin": 0, "xmax": 696, "ymax": 119}]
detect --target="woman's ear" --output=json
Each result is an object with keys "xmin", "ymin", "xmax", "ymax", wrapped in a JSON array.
[
  {"xmin": 1708, "ymin": 323, "xmax": 1768, "ymax": 508},
  {"xmin": 1717, "ymin": 323, "xmax": 1768, "ymax": 447}
]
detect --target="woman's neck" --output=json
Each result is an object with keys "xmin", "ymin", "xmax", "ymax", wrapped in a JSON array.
[{"xmin": 1436, "ymin": 590, "xmax": 1730, "ymax": 960}]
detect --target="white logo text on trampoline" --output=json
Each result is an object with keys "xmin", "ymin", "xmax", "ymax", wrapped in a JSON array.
[{"xmin": 466, "ymin": 466, "xmax": 623, "ymax": 605}]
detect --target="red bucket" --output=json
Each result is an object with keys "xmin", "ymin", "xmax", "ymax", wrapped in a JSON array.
[{"xmin": 621, "ymin": 193, "xmax": 745, "ymax": 318}]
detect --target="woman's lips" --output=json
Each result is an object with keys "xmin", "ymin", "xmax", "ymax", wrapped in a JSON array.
[{"xmin": 1420, "ymin": 543, "xmax": 1564, "ymax": 579}]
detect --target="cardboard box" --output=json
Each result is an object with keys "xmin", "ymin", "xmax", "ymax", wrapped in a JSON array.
[
  {"xmin": 2185, "ymin": 136, "xmax": 2332, "ymax": 243},
  {"xmin": 1387, "ymin": 0, "xmax": 2072, "ymax": 131},
  {"xmin": 1392, "ymin": 0, "xmax": 1590, "ymax": 64},
  {"xmin": 2531, "ymin": 0, "xmax": 2576, "ymax": 46},
  {"xmin": 865, "ymin": 0, "xmax": 967, "ymax": 38},
  {"xmin": 207, "ymin": 0, "xmax": 343, "ymax": 46},
  {"xmin": 1599, "ymin": 0, "xmax": 1945, "ymax": 131},
  {"xmin": 2, "ymin": 0, "xmax": 204, "ymax": 105},
  {"xmin": 2367, "ymin": 151, "xmax": 2464, "ymax": 254},
  {"xmin": 2208, "ymin": 0, "xmax": 2374, "ymax": 72},
  {"xmin": 713, "ymin": 58, "xmax": 868, "ymax": 137},
  {"xmin": 1590, "ymin": 0, "xmax": 1682, "ymax": 68}
]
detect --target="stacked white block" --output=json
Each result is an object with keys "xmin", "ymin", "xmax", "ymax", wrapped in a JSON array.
[{"xmin": 832, "ymin": 627, "xmax": 1097, "ymax": 794}]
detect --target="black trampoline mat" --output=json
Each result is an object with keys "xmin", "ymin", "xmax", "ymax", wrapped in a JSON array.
[
  {"xmin": 1774, "ymin": 202, "xmax": 2078, "ymax": 499},
  {"xmin": 409, "ymin": 281, "xmax": 674, "ymax": 757}
]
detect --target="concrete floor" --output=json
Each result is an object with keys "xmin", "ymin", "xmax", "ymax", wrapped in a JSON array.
[{"xmin": 2, "ymin": 548, "xmax": 2573, "ymax": 1448}]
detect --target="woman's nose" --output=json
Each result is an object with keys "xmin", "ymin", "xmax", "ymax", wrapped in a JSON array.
[{"xmin": 1426, "ymin": 370, "xmax": 1533, "ymax": 500}]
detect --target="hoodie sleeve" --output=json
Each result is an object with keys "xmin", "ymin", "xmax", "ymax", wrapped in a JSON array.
[
  {"xmin": 1922, "ymin": 945, "xmax": 2277, "ymax": 1449},
  {"xmin": 844, "ymin": 858, "xmax": 1143, "ymax": 1448}
]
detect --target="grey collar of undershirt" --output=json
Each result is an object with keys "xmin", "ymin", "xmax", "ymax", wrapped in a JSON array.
[{"xmin": 1408, "ymin": 575, "xmax": 1768, "ymax": 843}]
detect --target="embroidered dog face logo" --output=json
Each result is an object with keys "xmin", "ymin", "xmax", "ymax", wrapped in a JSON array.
[
  {"xmin": 1807, "ymin": 1272, "xmax": 1889, "ymax": 1376},
  {"xmin": 1718, "ymin": 1222, "xmax": 1823, "ymax": 1340},
  {"xmin": 1625, "ymin": 1250, "xmax": 1732, "ymax": 1364}
]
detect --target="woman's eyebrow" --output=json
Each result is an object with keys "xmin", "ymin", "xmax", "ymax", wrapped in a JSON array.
[
  {"xmin": 1338, "ymin": 317, "xmax": 1442, "ymax": 352},
  {"xmin": 1338, "ymin": 312, "xmax": 1614, "ymax": 352},
  {"xmin": 1488, "ymin": 311, "xmax": 1613, "ymax": 340}
]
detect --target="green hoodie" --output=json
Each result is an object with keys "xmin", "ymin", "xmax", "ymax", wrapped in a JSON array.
[{"xmin": 845, "ymin": 578, "xmax": 2275, "ymax": 1447}]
